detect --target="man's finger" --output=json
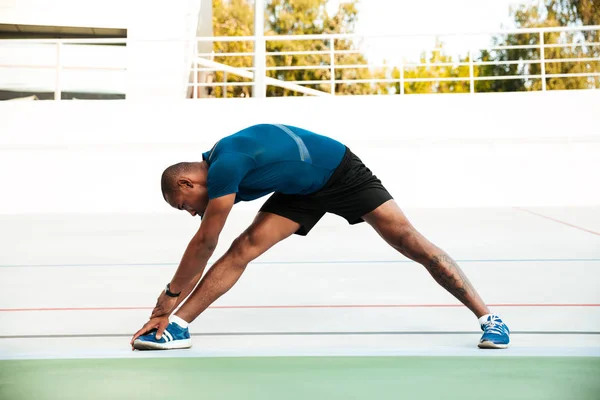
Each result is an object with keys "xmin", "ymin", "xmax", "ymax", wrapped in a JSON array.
[
  {"xmin": 155, "ymin": 319, "xmax": 170, "ymax": 340},
  {"xmin": 130, "ymin": 326, "xmax": 148, "ymax": 345},
  {"xmin": 130, "ymin": 321, "xmax": 156, "ymax": 345},
  {"xmin": 130, "ymin": 329, "xmax": 144, "ymax": 346}
]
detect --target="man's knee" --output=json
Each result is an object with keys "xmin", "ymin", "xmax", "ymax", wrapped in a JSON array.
[
  {"xmin": 386, "ymin": 222, "xmax": 417, "ymax": 251},
  {"xmin": 226, "ymin": 229, "xmax": 260, "ymax": 265},
  {"xmin": 365, "ymin": 201, "xmax": 414, "ymax": 248}
]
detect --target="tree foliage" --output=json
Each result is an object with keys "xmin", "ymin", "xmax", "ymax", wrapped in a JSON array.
[
  {"xmin": 395, "ymin": 1, "xmax": 600, "ymax": 94},
  {"xmin": 209, "ymin": 0, "xmax": 599, "ymax": 97},
  {"xmin": 210, "ymin": 0, "xmax": 386, "ymax": 97},
  {"xmin": 211, "ymin": 0, "xmax": 255, "ymax": 98},
  {"xmin": 390, "ymin": 39, "xmax": 471, "ymax": 94},
  {"xmin": 476, "ymin": 0, "xmax": 600, "ymax": 92}
]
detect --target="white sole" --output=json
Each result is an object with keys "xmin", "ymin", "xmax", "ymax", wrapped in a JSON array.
[
  {"xmin": 133, "ymin": 338, "xmax": 192, "ymax": 350},
  {"xmin": 478, "ymin": 340, "xmax": 509, "ymax": 349}
]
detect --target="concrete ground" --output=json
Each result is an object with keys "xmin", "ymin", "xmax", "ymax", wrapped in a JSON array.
[{"xmin": 1, "ymin": 206, "xmax": 599, "ymax": 360}]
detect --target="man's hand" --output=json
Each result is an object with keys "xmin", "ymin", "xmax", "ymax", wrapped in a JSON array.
[
  {"xmin": 150, "ymin": 289, "xmax": 178, "ymax": 319},
  {"xmin": 130, "ymin": 315, "xmax": 170, "ymax": 349}
]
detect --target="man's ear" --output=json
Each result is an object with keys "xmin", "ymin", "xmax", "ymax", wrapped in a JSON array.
[{"xmin": 177, "ymin": 178, "xmax": 194, "ymax": 188}]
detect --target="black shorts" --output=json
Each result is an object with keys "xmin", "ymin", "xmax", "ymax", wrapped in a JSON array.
[{"xmin": 260, "ymin": 147, "xmax": 393, "ymax": 236}]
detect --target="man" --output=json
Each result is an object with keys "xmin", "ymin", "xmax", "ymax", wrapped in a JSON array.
[{"xmin": 130, "ymin": 123, "xmax": 510, "ymax": 350}]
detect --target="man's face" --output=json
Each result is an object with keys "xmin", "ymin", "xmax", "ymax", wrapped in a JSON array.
[{"xmin": 165, "ymin": 181, "xmax": 208, "ymax": 218}]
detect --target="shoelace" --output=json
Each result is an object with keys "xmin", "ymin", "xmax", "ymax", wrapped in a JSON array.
[{"xmin": 482, "ymin": 317, "xmax": 505, "ymax": 335}]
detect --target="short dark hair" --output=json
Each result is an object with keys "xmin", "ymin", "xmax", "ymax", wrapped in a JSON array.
[{"xmin": 161, "ymin": 162, "xmax": 195, "ymax": 197}]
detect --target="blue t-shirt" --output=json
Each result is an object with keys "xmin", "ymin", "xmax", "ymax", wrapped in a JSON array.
[{"xmin": 201, "ymin": 124, "xmax": 346, "ymax": 202}]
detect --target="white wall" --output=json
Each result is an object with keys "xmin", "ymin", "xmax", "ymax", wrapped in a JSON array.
[
  {"xmin": 0, "ymin": 90, "xmax": 599, "ymax": 214},
  {"xmin": 126, "ymin": 0, "xmax": 203, "ymax": 100}
]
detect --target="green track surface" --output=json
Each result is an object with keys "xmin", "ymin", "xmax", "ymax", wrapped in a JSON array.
[{"xmin": 1, "ymin": 357, "xmax": 599, "ymax": 400}]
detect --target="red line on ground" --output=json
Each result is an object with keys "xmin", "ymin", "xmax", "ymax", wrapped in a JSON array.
[
  {"xmin": 514, "ymin": 207, "xmax": 600, "ymax": 236},
  {"xmin": 0, "ymin": 304, "xmax": 599, "ymax": 312}
]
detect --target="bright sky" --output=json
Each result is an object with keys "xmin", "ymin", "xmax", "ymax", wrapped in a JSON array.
[{"xmin": 326, "ymin": 0, "xmax": 539, "ymax": 62}]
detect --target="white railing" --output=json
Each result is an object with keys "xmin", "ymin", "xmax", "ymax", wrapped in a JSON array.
[
  {"xmin": 0, "ymin": 25, "xmax": 598, "ymax": 99},
  {"xmin": 0, "ymin": 39, "xmax": 128, "ymax": 99},
  {"xmin": 193, "ymin": 57, "xmax": 331, "ymax": 97},
  {"xmin": 193, "ymin": 25, "xmax": 600, "ymax": 96}
]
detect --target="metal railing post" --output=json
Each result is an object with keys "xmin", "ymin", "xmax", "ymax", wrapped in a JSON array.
[
  {"xmin": 192, "ymin": 41, "xmax": 198, "ymax": 99},
  {"xmin": 54, "ymin": 41, "xmax": 62, "ymax": 101},
  {"xmin": 399, "ymin": 60, "xmax": 405, "ymax": 94},
  {"xmin": 540, "ymin": 31, "xmax": 546, "ymax": 91},
  {"xmin": 468, "ymin": 48, "xmax": 475, "ymax": 94},
  {"xmin": 253, "ymin": 0, "xmax": 266, "ymax": 97},
  {"xmin": 329, "ymin": 39, "xmax": 335, "ymax": 95}
]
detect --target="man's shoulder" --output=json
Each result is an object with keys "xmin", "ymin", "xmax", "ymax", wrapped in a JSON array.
[{"xmin": 207, "ymin": 151, "xmax": 256, "ymax": 180}]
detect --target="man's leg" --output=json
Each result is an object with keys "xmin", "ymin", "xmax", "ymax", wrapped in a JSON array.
[
  {"xmin": 174, "ymin": 212, "xmax": 300, "ymax": 323},
  {"xmin": 362, "ymin": 200, "xmax": 510, "ymax": 348},
  {"xmin": 362, "ymin": 200, "xmax": 490, "ymax": 318}
]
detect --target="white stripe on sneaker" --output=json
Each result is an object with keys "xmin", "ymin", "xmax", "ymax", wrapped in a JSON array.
[{"xmin": 163, "ymin": 331, "xmax": 173, "ymax": 342}]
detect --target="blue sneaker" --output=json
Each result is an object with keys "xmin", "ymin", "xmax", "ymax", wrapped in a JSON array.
[
  {"xmin": 478, "ymin": 314, "xmax": 510, "ymax": 349},
  {"xmin": 133, "ymin": 322, "xmax": 192, "ymax": 350}
]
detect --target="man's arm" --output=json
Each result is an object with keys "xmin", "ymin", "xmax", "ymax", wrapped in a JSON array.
[
  {"xmin": 150, "ymin": 193, "xmax": 236, "ymax": 318},
  {"xmin": 170, "ymin": 193, "xmax": 236, "ymax": 293}
]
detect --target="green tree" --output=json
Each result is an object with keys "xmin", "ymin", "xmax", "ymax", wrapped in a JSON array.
[
  {"xmin": 210, "ymin": 0, "xmax": 387, "ymax": 97},
  {"xmin": 476, "ymin": 0, "xmax": 600, "ymax": 92},
  {"xmin": 391, "ymin": 39, "xmax": 471, "ymax": 94},
  {"xmin": 210, "ymin": 0, "xmax": 255, "ymax": 98},
  {"xmin": 265, "ymin": 0, "xmax": 388, "ymax": 96}
]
